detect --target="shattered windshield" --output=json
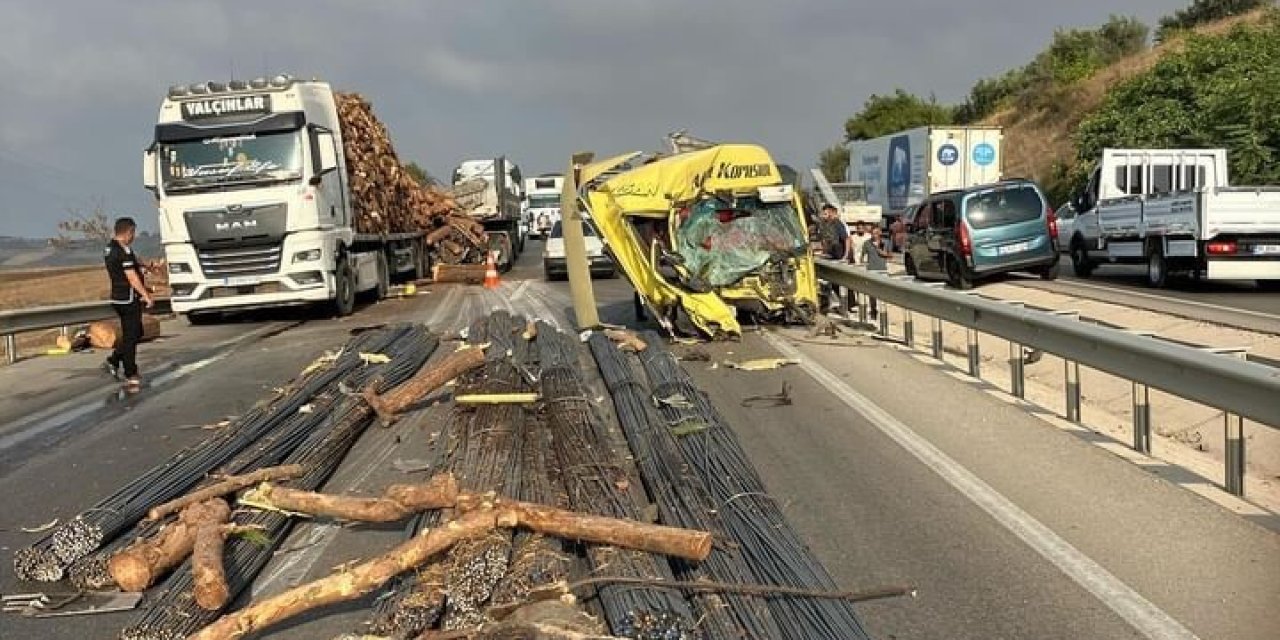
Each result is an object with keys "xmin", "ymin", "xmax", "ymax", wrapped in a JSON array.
[
  {"xmin": 675, "ymin": 195, "xmax": 807, "ymax": 287},
  {"xmin": 161, "ymin": 130, "xmax": 304, "ymax": 193}
]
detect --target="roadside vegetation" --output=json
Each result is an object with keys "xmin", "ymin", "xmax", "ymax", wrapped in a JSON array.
[{"xmin": 818, "ymin": 0, "xmax": 1277, "ymax": 202}]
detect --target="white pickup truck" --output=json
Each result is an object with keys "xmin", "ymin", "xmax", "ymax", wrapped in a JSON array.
[{"xmin": 1068, "ymin": 149, "xmax": 1280, "ymax": 289}]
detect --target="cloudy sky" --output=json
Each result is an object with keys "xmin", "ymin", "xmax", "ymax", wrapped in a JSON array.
[{"xmin": 0, "ymin": 0, "xmax": 1183, "ymax": 237}]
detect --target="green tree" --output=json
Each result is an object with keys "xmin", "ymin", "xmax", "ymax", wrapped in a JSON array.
[
  {"xmin": 1077, "ymin": 11, "xmax": 1280, "ymax": 191},
  {"xmin": 403, "ymin": 161, "xmax": 436, "ymax": 186},
  {"xmin": 843, "ymin": 89, "xmax": 954, "ymax": 141},
  {"xmin": 817, "ymin": 144, "xmax": 850, "ymax": 183},
  {"xmin": 1156, "ymin": 0, "xmax": 1269, "ymax": 42}
]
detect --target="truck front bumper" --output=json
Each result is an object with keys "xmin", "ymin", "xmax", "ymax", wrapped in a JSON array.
[{"xmin": 169, "ymin": 272, "xmax": 333, "ymax": 314}]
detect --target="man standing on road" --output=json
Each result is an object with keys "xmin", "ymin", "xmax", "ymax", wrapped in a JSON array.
[
  {"xmin": 815, "ymin": 204, "xmax": 850, "ymax": 312},
  {"xmin": 103, "ymin": 217, "xmax": 153, "ymax": 387},
  {"xmin": 860, "ymin": 225, "xmax": 891, "ymax": 318}
]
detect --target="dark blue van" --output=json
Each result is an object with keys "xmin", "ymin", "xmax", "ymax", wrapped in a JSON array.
[{"xmin": 904, "ymin": 179, "xmax": 1060, "ymax": 288}]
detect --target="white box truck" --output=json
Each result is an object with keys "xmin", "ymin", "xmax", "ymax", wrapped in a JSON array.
[
  {"xmin": 848, "ymin": 126, "xmax": 1004, "ymax": 219},
  {"xmin": 524, "ymin": 174, "xmax": 564, "ymax": 239},
  {"xmin": 143, "ymin": 75, "xmax": 429, "ymax": 323},
  {"xmin": 1069, "ymin": 148, "xmax": 1280, "ymax": 289}
]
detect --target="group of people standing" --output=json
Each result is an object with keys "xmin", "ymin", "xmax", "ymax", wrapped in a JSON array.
[{"xmin": 813, "ymin": 203, "xmax": 890, "ymax": 315}]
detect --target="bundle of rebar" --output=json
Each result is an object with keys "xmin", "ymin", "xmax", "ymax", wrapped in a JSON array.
[
  {"xmin": 120, "ymin": 325, "xmax": 438, "ymax": 640},
  {"xmin": 589, "ymin": 333, "xmax": 782, "ymax": 640},
  {"xmin": 14, "ymin": 328, "xmax": 401, "ymax": 583},
  {"xmin": 637, "ymin": 332, "xmax": 871, "ymax": 640},
  {"xmin": 538, "ymin": 328, "xmax": 700, "ymax": 640},
  {"xmin": 439, "ymin": 352, "xmax": 526, "ymax": 630}
]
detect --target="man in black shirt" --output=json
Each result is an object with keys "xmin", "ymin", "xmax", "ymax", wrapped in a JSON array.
[{"xmin": 103, "ymin": 217, "xmax": 153, "ymax": 386}]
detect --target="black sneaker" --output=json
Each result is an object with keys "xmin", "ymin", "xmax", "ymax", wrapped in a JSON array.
[{"xmin": 102, "ymin": 359, "xmax": 121, "ymax": 380}]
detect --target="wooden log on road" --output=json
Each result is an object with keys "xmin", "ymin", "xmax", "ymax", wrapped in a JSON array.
[
  {"xmin": 431, "ymin": 263, "xmax": 488, "ymax": 284},
  {"xmin": 243, "ymin": 473, "xmax": 459, "ymax": 523},
  {"xmin": 191, "ymin": 499, "xmax": 233, "ymax": 610},
  {"xmin": 188, "ymin": 510, "xmax": 499, "ymax": 640},
  {"xmin": 146, "ymin": 464, "xmax": 305, "ymax": 521},
  {"xmin": 109, "ymin": 499, "xmax": 230, "ymax": 592},
  {"xmin": 362, "ymin": 346, "xmax": 487, "ymax": 424}
]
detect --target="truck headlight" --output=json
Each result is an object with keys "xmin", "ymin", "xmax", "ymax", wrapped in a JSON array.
[
  {"xmin": 168, "ymin": 262, "xmax": 192, "ymax": 274},
  {"xmin": 292, "ymin": 249, "xmax": 322, "ymax": 263}
]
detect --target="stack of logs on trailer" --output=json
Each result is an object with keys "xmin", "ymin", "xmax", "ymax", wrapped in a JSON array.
[{"xmin": 334, "ymin": 92, "xmax": 489, "ymax": 265}]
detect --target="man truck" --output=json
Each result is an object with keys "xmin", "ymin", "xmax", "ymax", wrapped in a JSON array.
[{"xmin": 143, "ymin": 75, "xmax": 431, "ymax": 324}]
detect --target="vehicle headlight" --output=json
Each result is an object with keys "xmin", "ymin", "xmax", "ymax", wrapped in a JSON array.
[
  {"xmin": 168, "ymin": 262, "xmax": 192, "ymax": 274},
  {"xmin": 292, "ymin": 249, "xmax": 322, "ymax": 263}
]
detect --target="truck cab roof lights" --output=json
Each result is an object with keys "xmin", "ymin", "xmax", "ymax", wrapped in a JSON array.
[
  {"xmin": 228, "ymin": 80, "xmax": 249, "ymax": 91},
  {"xmin": 188, "ymin": 83, "xmax": 211, "ymax": 95},
  {"xmin": 206, "ymin": 81, "xmax": 228, "ymax": 93},
  {"xmin": 168, "ymin": 85, "xmax": 191, "ymax": 98},
  {"xmin": 250, "ymin": 77, "xmax": 269, "ymax": 89},
  {"xmin": 270, "ymin": 74, "xmax": 293, "ymax": 88}
]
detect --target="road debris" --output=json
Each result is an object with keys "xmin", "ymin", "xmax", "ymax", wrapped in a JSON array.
[
  {"xmin": 2, "ymin": 591, "xmax": 143, "ymax": 617},
  {"xmin": 20, "ymin": 519, "xmax": 59, "ymax": 534},
  {"xmin": 723, "ymin": 357, "xmax": 799, "ymax": 371},
  {"xmin": 741, "ymin": 382, "xmax": 793, "ymax": 408}
]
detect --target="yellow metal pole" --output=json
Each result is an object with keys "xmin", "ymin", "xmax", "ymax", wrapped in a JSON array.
[{"xmin": 562, "ymin": 152, "xmax": 600, "ymax": 330}]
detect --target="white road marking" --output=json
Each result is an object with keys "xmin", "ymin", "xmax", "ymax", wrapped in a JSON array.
[{"xmin": 762, "ymin": 330, "xmax": 1201, "ymax": 640}]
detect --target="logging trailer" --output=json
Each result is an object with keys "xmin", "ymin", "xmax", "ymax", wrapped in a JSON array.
[{"xmin": 143, "ymin": 75, "xmax": 432, "ymax": 323}]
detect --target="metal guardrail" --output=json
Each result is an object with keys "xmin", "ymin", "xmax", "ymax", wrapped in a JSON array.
[
  {"xmin": 0, "ymin": 299, "xmax": 172, "ymax": 364},
  {"xmin": 816, "ymin": 260, "xmax": 1279, "ymax": 497}
]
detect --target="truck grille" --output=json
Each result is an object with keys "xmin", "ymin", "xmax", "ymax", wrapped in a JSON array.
[{"xmin": 198, "ymin": 244, "xmax": 282, "ymax": 277}]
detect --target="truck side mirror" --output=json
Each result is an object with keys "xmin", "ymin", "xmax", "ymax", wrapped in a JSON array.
[
  {"xmin": 314, "ymin": 130, "xmax": 339, "ymax": 178},
  {"xmin": 142, "ymin": 148, "xmax": 158, "ymax": 192}
]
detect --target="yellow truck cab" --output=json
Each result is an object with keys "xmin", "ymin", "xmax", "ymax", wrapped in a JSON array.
[{"xmin": 582, "ymin": 144, "xmax": 818, "ymax": 338}]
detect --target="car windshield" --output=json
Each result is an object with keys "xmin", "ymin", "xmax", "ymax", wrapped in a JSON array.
[
  {"xmin": 528, "ymin": 195, "xmax": 560, "ymax": 209},
  {"xmin": 161, "ymin": 130, "xmax": 304, "ymax": 193},
  {"xmin": 963, "ymin": 185, "xmax": 1045, "ymax": 229},
  {"xmin": 549, "ymin": 220, "xmax": 597, "ymax": 238}
]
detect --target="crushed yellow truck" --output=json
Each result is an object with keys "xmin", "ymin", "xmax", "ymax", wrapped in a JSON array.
[{"xmin": 580, "ymin": 144, "xmax": 818, "ymax": 338}]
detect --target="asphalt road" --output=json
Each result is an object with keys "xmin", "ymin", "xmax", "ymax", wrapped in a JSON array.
[
  {"xmin": 2, "ymin": 241, "xmax": 1277, "ymax": 640},
  {"xmin": 1018, "ymin": 256, "xmax": 1280, "ymax": 330}
]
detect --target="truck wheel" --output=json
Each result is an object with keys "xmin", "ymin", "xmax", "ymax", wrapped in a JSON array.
[
  {"xmin": 332, "ymin": 258, "xmax": 356, "ymax": 317},
  {"xmin": 415, "ymin": 242, "xmax": 431, "ymax": 281},
  {"xmin": 1070, "ymin": 239, "xmax": 1094, "ymax": 277},
  {"xmin": 186, "ymin": 312, "xmax": 218, "ymax": 326},
  {"xmin": 375, "ymin": 253, "xmax": 390, "ymax": 300},
  {"xmin": 1146, "ymin": 248, "xmax": 1168, "ymax": 289}
]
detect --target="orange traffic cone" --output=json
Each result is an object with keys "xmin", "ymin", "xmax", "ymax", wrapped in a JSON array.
[{"xmin": 483, "ymin": 251, "xmax": 500, "ymax": 290}]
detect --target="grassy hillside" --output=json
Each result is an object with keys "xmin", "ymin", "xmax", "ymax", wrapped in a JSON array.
[{"xmin": 981, "ymin": 8, "xmax": 1272, "ymax": 203}]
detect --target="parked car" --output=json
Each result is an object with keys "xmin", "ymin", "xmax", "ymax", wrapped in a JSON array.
[
  {"xmin": 543, "ymin": 218, "xmax": 616, "ymax": 280},
  {"xmin": 903, "ymin": 179, "xmax": 1059, "ymax": 289}
]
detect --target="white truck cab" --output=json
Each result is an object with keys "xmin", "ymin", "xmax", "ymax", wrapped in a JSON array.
[
  {"xmin": 1070, "ymin": 149, "xmax": 1280, "ymax": 289},
  {"xmin": 144, "ymin": 75, "xmax": 416, "ymax": 322},
  {"xmin": 524, "ymin": 174, "xmax": 564, "ymax": 239}
]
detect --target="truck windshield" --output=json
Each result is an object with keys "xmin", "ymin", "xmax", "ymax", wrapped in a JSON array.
[
  {"xmin": 963, "ymin": 185, "xmax": 1045, "ymax": 229},
  {"xmin": 528, "ymin": 195, "xmax": 560, "ymax": 209},
  {"xmin": 676, "ymin": 196, "xmax": 808, "ymax": 287},
  {"xmin": 161, "ymin": 130, "xmax": 304, "ymax": 193}
]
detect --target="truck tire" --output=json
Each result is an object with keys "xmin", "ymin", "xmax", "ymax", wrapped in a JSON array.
[
  {"xmin": 414, "ymin": 242, "xmax": 431, "ymax": 281},
  {"xmin": 375, "ymin": 252, "xmax": 390, "ymax": 300},
  {"xmin": 186, "ymin": 312, "xmax": 218, "ymax": 326},
  {"xmin": 1146, "ymin": 247, "xmax": 1168, "ymax": 289},
  {"xmin": 331, "ymin": 257, "xmax": 356, "ymax": 317},
  {"xmin": 1070, "ymin": 238, "xmax": 1095, "ymax": 278},
  {"xmin": 1257, "ymin": 280, "xmax": 1280, "ymax": 292}
]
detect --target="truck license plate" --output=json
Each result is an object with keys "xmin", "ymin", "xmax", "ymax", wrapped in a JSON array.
[
  {"xmin": 222, "ymin": 276, "xmax": 259, "ymax": 287},
  {"xmin": 1253, "ymin": 244, "xmax": 1280, "ymax": 255},
  {"xmin": 997, "ymin": 241, "xmax": 1030, "ymax": 256}
]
